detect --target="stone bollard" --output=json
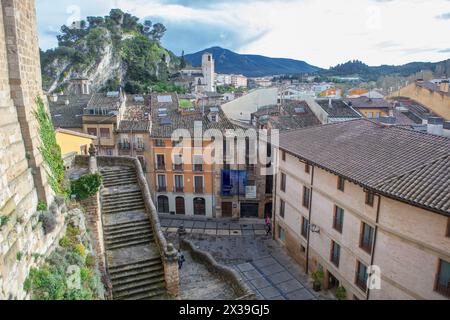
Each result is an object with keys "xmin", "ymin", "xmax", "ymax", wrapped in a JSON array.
[
  {"xmin": 163, "ymin": 243, "xmax": 180, "ymax": 297},
  {"xmin": 88, "ymin": 144, "xmax": 98, "ymax": 174}
]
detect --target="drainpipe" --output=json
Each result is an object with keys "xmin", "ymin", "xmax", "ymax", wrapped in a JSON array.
[
  {"xmin": 367, "ymin": 193, "xmax": 381, "ymax": 300},
  {"xmin": 305, "ymin": 165, "xmax": 315, "ymax": 275},
  {"xmin": 271, "ymin": 146, "xmax": 279, "ymax": 241}
]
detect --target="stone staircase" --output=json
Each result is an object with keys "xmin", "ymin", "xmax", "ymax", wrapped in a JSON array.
[{"xmin": 100, "ymin": 166, "xmax": 168, "ymax": 300}]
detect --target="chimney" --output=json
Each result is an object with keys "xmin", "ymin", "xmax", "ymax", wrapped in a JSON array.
[
  {"xmin": 427, "ymin": 117, "xmax": 444, "ymax": 136},
  {"xmin": 328, "ymin": 98, "xmax": 332, "ymax": 107},
  {"xmin": 50, "ymin": 93, "xmax": 58, "ymax": 102},
  {"xmin": 439, "ymin": 80, "xmax": 449, "ymax": 93},
  {"xmin": 443, "ymin": 121, "xmax": 450, "ymax": 138}
]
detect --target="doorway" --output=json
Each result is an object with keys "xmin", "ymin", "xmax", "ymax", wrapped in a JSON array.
[{"xmin": 176, "ymin": 197, "xmax": 185, "ymax": 215}]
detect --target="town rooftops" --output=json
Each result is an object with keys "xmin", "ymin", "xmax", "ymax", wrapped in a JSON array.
[
  {"xmin": 346, "ymin": 97, "xmax": 392, "ymax": 109},
  {"xmin": 389, "ymin": 97, "xmax": 435, "ymax": 124},
  {"xmin": 49, "ymin": 95, "xmax": 91, "ymax": 129},
  {"xmin": 416, "ymin": 80, "xmax": 450, "ymax": 97},
  {"xmin": 117, "ymin": 95, "xmax": 151, "ymax": 133},
  {"xmin": 252, "ymin": 101, "xmax": 321, "ymax": 131},
  {"xmin": 150, "ymin": 93, "xmax": 237, "ymax": 138},
  {"xmin": 316, "ymin": 99, "xmax": 361, "ymax": 119},
  {"xmin": 84, "ymin": 92, "xmax": 124, "ymax": 114},
  {"xmin": 279, "ymin": 119, "xmax": 450, "ymax": 215}
]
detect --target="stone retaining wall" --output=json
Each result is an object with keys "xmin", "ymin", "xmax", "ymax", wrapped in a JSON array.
[{"xmin": 181, "ymin": 239, "xmax": 256, "ymax": 300}]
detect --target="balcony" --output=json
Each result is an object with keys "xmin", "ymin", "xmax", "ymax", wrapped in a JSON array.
[
  {"xmin": 119, "ymin": 142, "xmax": 145, "ymax": 152},
  {"xmin": 173, "ymin": 164, "xmax": 184, "ymax": 172},
  {"xmin": 156, "ymin": 163, "xmax": 166, "ymax": 171},
  {"xmin": 355, "ymin": 277, "xmax": 367, "ymax": 292},
  {"xmin": 435, "ymin": 283, "xmax": 450, "ymax": 298},
  {"xmin": 157, "ymin": 186, "xmax": 167, "ymax": 192},
  {"xmin": 193, "ymin": 164, "xmax": 204, "ymax": 172},
  {"xmin": 194, "ymin": 187, "xmax": 204, "ymax": 194},
  {"xmin": 174, "ymin": 186, "xmax": 184, "ymax": 193}
]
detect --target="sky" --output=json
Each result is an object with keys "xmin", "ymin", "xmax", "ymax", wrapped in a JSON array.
[{"xmin": 36, "ymin": 0, "xmax": 450, "ymax": 68}]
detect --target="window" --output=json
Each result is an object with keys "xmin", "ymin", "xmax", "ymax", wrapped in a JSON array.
[
  {"xmin": 376, "ymin": 112, "xmax": 381, "ymax": 119},
  {"xmin": 194, "ymin": 198, "xmax": 206, "ymax": 216},
  {"xmin": 279, "ymin": 200, "xmax": 285, "ymax": 218},
  {"xmin": 282, "ymin": 150, "xmax": 286, "ymax": 161},
  {"xmin": 305, "ymin": 163, "xmax": 311, "ymax": 174},
  {"xmin": 155, "ymin": 139, "xmax": 165, "ymax": 147},
  {"xmin": 333, "ymin": 206, "xmax": 344, "ymax": 233},
  {"xmin": 87, "ymin": 128, "xmax": 97, "ymax": 136},
  {"xmin": 100, "ymin": 128, "xmax": 110, "ymax": 139},
  {"xmin": 279, "ymin": 227, "xmax": 286, "ymax": 242},
  {"xmin": 301, "ymin": 217, "xmax": 309, "ymax": 239},
  {"xmin": 435, "ymin": 259, "xmax": 450, "ymax": 297},
  {"xmin": 156, "ymin": 154, "xmax": 165, "ymax": 170},
  {"xmin": 194, "ymin": 176, "xmax": 204, "ymax": 193},
  {"xmin": 360, "ymin": 223, "xmax": 374, "ymax": 254},
  {"xmin": 367, "ymin": 112, "xmax": 373, "ymax": 118},
  {"xmin": 174, "ymin": 175, "xmax": 184, "ymax": 192},
  {"xmin": 193, "ymin": 155, "xmax": 204, "ymax": 172},
  {"xmin": 337, "ymin": 177, "xmax": 345, "ymax": 192},
  {"xmin": 173, "ymin": 154, "xmax": 183, "ymax": 171},
  {"xmin": 281, "ymin": 173, "xmax": 287, "ymax": 192},
  {"xmin": 366, "ymin": 191, "xmax": 375, "ymax": 207},
  {"xmin": 355, "ymin": 261, "xmax": 368, "ymax": 292},
  {"xmin": 157, "ymin": 175, "xmax": 167, "ymax": 192},
  {"xmin": 330, "ymin": 241, "xmax": 341, "ymax": 267},
  {"xmin": 303, "ymin": 187, "xmax": 311, "ymax": 209},
  {"xmin": 157, "ymin": 196, "xmax": 169, "ymax": 213}
]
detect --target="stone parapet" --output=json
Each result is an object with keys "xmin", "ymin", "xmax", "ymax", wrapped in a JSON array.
[{"xmin": 181, "ymin": 239, "xmax": 256, "ymax": 300}]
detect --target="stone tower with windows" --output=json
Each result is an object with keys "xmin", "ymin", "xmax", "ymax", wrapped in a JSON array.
[{"xmin": 202, "ymin": 52, "xmax": 215, "ymax": 93}]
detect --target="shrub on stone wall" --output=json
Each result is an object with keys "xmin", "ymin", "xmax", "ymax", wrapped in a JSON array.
[
  {"xmin": 39, "ymin": 211, "xmax": 57, "ymax": 235},
  {"xmin": 24, "ymin": 224, "xmax": 104, "ymax": 300},
  {"xmin": 70, "ymin": 173, "xmax": 103, "ymax": 200},
  {"xmin": 34, "ymin": 96, "xmax": 68, "ymax": 197}
]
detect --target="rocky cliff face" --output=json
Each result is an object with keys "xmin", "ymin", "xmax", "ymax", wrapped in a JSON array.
[{"xmin": 41, "ymin": 9, "xmax": 180, "ymax": 94}]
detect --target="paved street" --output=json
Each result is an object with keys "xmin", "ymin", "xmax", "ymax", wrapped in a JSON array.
[
  {"xmin": 159, "ymin": 214, "xmax": 268, "ymax": 237},
  {"xmin": 162, "ymin": 216, "xmax": 333, "ymax": 300}
]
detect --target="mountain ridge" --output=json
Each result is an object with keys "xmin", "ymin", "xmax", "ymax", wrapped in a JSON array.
[
  {"xmin": 184, "ymin": 47, "xmax": 321, "ymax": 77},
  {"xmin": 185, "ymin": 47, "xmax": 450, "ymax": 80}
]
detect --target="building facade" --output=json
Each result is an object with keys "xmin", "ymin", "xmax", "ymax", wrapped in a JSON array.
[{"xmin": 274, "ymin": 120, "xmax": 450, "ymax": 300}]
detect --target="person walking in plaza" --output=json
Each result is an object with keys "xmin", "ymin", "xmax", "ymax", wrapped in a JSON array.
[
  {"xmin": 178, "ymin": 250, "xmax": 186, "ymax": 270},
  {"xmin": 265, "ymin": 215, "xmax": 272, "ymax": 236}
]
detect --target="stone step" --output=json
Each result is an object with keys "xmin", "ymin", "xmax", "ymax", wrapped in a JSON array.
[
  {"xmin": 101, "ymin": 168, "xmax": 135, "ymax": 174},
  {"xmin": 103, "ymin": 219, "xmax": 150, "ymax": 231},
  {"xmin": 109, "ymin": 258, "xmax": 162, "ymax": 275},
  {"xmin": 113, "ymin": 275, "xmax": 165, "ymax": 294},
  {"xmin": 113, "ymin": 281, "xmax": 166, "ymax": 300},
  {"xmin": 105, "ymin": 229, "xmax": 153, "ymax": 242},
  {"xmin": 100, "ymin": 171, "xmax": 136, "ymax": 177},
  {"xmin": 102, "ymin": 200, "xmax": 145, "ymax": 211},
  {"xmin": 103, "ymin": 205, "xmax": 146, "ymax": 215},
  {"xmin": 105, "ymin": 238, "xmax": 153, "ymax": 250},
  {"xmin": 102, "ymin": 190, "xmax": 141, "ymax": 198},
  {"xmin": 102, "ymin": 195, "xmax": 143, "ymax": 204},
  {"xmin": 111, "ymin": 270, "xmax": 165, "ymax": 288},
  {"xmin": 110, "ymin": 264, "xmax": 164, "ymax": 281},
  {"xmin": 105, "ymin": 233, "xmax": 153, "ymax": 246},
  {"xmin": 103, "ymin": 222, "xmax": 153, "ymax": 236},
  {"xmin": 102, "ymin": 195, "xmax": 143, "ymax": 205},
  {"xmin": 103, "ymin": 179, "xmax": 138, "ymax": 187},
  {"xmin": 116, "ymin": 287, "xmax": 167, "ymax": 301}
]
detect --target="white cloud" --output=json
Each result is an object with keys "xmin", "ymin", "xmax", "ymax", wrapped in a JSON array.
[{"xmin": 37, "ymin": 0, "xmax": 450, "ymax": 67}]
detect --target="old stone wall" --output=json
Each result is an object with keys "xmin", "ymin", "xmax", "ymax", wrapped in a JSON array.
[{"xmin": 0, "ymin": 0, "xmax": 60, "ymax": 300}]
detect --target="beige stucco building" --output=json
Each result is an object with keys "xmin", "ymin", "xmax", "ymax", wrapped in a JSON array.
[
  {"xmin": 274, "ymin": 119, "xmax": 450, "ymax": 300},
  {"xmin": 390, "ymin": 79, "xmax": 450, "ymax": 120}
]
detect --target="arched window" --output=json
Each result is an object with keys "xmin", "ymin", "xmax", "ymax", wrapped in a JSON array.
[
  {"xmin": 176, "ymin": 197, "xmax": 185, "ymax": 215},
  {"xmin": 157, "ymin": 196, "xmax": 169, "ymax": 214},
  {"xmin": 193, "ymin": 198, "xmax": 206, "ymax": 216}
]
